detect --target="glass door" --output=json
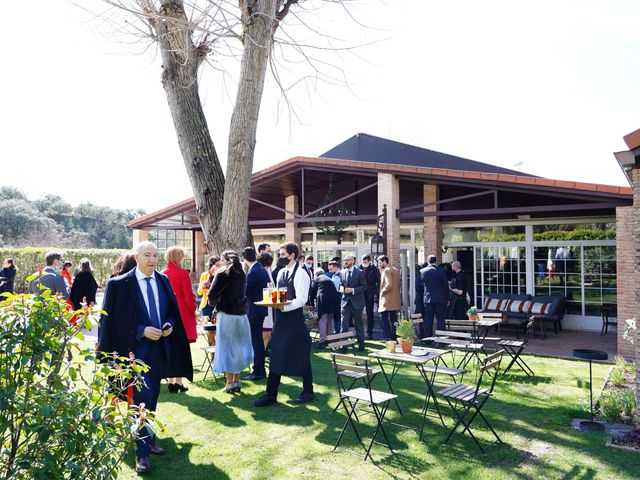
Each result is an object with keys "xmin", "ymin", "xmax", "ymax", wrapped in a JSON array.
[{"xmin": 474, "ymin": 245, "xmax": 527, "ymax": 308}]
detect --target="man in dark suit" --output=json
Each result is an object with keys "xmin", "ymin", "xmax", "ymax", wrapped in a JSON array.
[
  {"xmin": 98, "ymin": 241, "xmax": 192, "ymax": 474},
  {"xmin": 339, "ymin": 254, "xmax": 368, "ymax": 351},
  {"xmin": 243, "ymin": 246, "xmax": 270, "ymax": 381},
  {"xmin": 420, "ymin": 254, "xmax": 450, "ymax": 337},
  {"xmin": 359, "ymin": 254, "xmax": 380, "ymax": 339}
]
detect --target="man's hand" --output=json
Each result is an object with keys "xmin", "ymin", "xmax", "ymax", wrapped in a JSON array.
[
  {"xmin": 344, "ymin": 287, "xmax": 353, "ymax": 295},
  {"xmin": 143, "ymin": 326, "xmax": 163, "ymax": 341},
  {"xmin": 162, "ymin": 323, "xmax": 173, "ymax": 337}
]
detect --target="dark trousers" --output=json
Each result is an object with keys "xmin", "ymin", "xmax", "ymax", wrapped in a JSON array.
[
  {"xmin": 380, "ymin": 310, "xmax": 398, "ymax": 340},
  {"xmin": 266, "ymin": 362, "xmax": 314, "ymax": 398},
  {"xmin": 341, "ymin": 303, "xmax": 365, "ymax": 349},
  {"xmin": 424, "ymin": 302, "xmax": 447, "ymax": 337},
  {"xmin": 365, "ymin": 296, "xmax": 376, "ymax": 337},
  {"xmin": 134, "ymin": 342, "xmax": 165, "ymax": 458},
  {"xmin": 249, "ymin": 316, "xmax": 266, "ymax": 376},
  {"xmin": 452, "ymin": 296, "xmax": 468, "ymax": 320}
]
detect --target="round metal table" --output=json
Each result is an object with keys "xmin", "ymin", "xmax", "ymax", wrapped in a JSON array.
[{"xmin": 573, "ymin": 349, "xmax": 609, "ymax": 432}]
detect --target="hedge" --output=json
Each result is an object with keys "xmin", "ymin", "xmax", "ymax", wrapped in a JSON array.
[{"xmin": 0, "ymin": 247, "xmax": 128, "ymax": 293}]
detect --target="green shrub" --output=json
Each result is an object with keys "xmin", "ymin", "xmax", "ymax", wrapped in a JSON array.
[
  {"xmin": 0, "ymin": 287, "xmax": 156, "ymax": 479},
  {"xmin": 609, "ymin": 367, "xmax": 624, "ymax": 387},
  {"xmin": 598, "ymin": 389, "xmax": 636, "ymax": 424},
  {"xmin": 0, "ymin": 247, "xmax": 128, "ymax": 293}
]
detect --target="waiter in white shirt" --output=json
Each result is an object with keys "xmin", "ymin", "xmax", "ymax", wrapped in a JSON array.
[{"xmin": 253, "ymin": 242, "xmax": 314, "ymax": 407}]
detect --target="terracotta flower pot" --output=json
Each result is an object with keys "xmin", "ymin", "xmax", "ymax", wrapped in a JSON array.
[
  {"xmin": 468, "ymin": 314, "xmax": 478, "ymax": 321},
  {"xmin": 400, "ymin": 338, "xmax": 413, "ymax": 353}
]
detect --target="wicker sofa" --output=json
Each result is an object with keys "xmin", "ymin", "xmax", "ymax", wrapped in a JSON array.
[{"xmin": 480, "ymin": 293, "xmax": 566, "ymax": 337}]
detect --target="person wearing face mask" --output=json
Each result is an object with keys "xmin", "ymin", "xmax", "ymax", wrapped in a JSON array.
[
  {"xmin": 254, "ymin": 242, "xmax": 314, "ymax": 407},
  {"xmin": 339, "ymin": 255, "xmax": 368, "ymax": 351},
  {"xmin": 359, "ymin": 254, "xmax": 380, "ymax": 340}
]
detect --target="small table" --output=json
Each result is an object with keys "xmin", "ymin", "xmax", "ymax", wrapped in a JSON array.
[
  {"xmin": 475, "ymin": 318, "xmax": 502, "ymax": 343},
  {"xmin": 369, "ymin": 346, "xmax": 448, "ymax": 441},
  {"xmin": 573, "ymin": 349, "xmax": 609, "ymax": 431}
]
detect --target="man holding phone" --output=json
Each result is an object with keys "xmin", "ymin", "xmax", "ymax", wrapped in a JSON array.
[{"xmin": 98, "ymin": 241, "xmax": 193, "ymax": 473}]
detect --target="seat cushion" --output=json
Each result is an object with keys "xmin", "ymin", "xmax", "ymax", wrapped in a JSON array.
[
  {"xmin": 483, "ymin": 297, "xmax": 508, "ymax": 312},
  {"xmin": 505, "ymin": 299, "xmax": 531, "ymax": 314}
]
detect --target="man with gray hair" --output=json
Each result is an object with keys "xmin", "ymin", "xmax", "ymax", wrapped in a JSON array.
[
  {"xmin": 449, "ymin": 260, "xmax": 468, "ymax": 320},
  {"xmin": 98, "ymin": 241, "xmax": 193, "ymax": 473}
]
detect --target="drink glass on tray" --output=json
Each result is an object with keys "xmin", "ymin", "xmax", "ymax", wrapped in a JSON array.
[{"xmin": 278, "ymin": 287, "xmax": 288, "ymax": 303}]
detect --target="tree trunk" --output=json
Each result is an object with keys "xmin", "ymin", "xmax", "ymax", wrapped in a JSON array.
[
  {"xmin": 157, "ymin": 1, "xmax": 226, "ymax": 253},
  {"xmin": 220, "ymin": 0, "xmax": 278, "ymax": 251}
]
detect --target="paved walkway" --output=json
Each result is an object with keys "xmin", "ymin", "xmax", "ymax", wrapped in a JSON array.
[{"xmin": 526, "ymin": 330, "xmax": 617, "ymax": 361}]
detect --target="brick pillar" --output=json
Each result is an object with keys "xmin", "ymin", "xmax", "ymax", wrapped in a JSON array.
[
  {"xmin": 423, "ymin": 184, "xmax": 442, "ymax": 262},
  {"xmin": 377, "ymin": 173, "xmax": 400, "ymax": 267},
  {"xmin": 132, "ymin": 229, "xmax": 149, "ymax": 247},
  {"xmin": 617, "ymin": 206, "xmax": 634, "ymax": 360},
  {"xmin": 285, "ymin": 194, "xmax": 301, "ymax": 245},
  {"xmin": 194, "ymin": 230, "xmax": 207, "ymax": 281}
]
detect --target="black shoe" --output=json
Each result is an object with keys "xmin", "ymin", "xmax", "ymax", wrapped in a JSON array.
[
  {"xmin": 356, "ymin": 346, "xmax": 366, "ymax": 352},
  {"xmin": 315, "ymin": 341, "xmax": 327, "ymax": 350},
  {"xmin": 136, "ymin": 457, "xmax": 152, "ymax": 474},
  {"xmin": 293, "ymin": 392, "xmax": 316, "ymax": 404},
  {"xmin": 243, "ymin": 373, "xmax": 266, "ymax": 381},
  {"xmin": 176, "ymin": 384, "xmax": 188, "ymax": 392},
  {"xmin": 167, "ymin": 383, "xmax": 179, "ymax": 393},
  {"xmin": 253, "ymin": 395, "xmax": 277, "ymax": 407},
  {"xmin": 339, "ymin": 346, "xmax": 348, "ymax": 353}
]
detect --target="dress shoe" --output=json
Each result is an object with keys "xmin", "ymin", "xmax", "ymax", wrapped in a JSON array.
[
  {"xmin": 356, "ymin": 347, "xmax": 366, "ymax": 352},
  {"xmin": 293, "ymin": 392, "xmax": 316, "ymax": 404},
  {"xmin": 167, "ymin": 383, "xmax": 179, "ymax": 393},
  {"xmin": 149, "ymin": 444, "xmax": 165, "ymax": 455},
  {"xmin": 232, "ymin": 381, "xmax": 242, "ymax": 393},
  {"xmin": 176, "ymin": 384, "xmax": 189, "ymax": 392},
  {"xmin": 315, "ymin": 341, "xmax": 327, "ymax": 350},
  {"xmin": 253, "ymin": 394, "xmax": 277, "ymax": 407},
  {"xmin": 242, "ymin": 373, "xmax": 266, "ymax": 381},
  {"xmin": 135, "ymin": 457, "xmax": 152, "ymax": 473}
]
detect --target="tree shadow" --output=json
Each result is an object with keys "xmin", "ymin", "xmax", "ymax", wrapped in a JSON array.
[{"xmin": 164, "ymin": 389, "xmax": 247, "ymax": 428}]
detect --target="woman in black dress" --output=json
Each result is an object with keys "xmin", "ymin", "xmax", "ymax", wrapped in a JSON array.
[
  {"xmin": 0, "ymin": 258, "xmax": 17, "ymax": 295},
  {"xmin": 70, "ymin": 259, "xmax": 99, "ymax": 309}
]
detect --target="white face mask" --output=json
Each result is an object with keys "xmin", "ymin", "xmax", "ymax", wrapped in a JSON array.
[{"xmin": 306, "ymin": 262, "xmax": 313, "ymax": 268}]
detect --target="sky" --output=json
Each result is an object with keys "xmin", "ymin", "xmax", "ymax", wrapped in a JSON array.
[{"xmin": 1, "ymin": 0, "xmax": 639, "ymax": 213}]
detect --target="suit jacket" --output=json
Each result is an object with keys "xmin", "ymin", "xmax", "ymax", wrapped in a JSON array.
[
  {"xmin": 378, "ymin": 266, "xmax": 401, "ymax": 312},
  {"xmin": 310, "ymin": 274, "xmax": 340, "ymax": 318},
  {"xmin": 359, "ymin": 264, "xmax": 381, "ymax": 300},
  {"xmin": 339, "ymin": 267, "xmax": 367, "ymax": 310},
  {"xmin": 98, "ymin": 268, "xmax": 193, "ymax": 381},
  {"xmin": 420, "ymin": 264, "xmax": 450, "ymax": 305},
  {"xmin": 29, "ymin": 267, "xmax": 70, "ymax": 299},
  {"xmin": 245, "ymin": 262, "xmax": 270, "ymax": 319}
]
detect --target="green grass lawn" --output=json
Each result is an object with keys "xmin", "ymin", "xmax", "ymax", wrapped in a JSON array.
[{"xmin": 116, "ymin": 341, "xmax": 639, "ymax": 479}]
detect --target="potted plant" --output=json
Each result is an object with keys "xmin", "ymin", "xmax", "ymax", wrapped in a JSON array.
[
  {"xmin": 395, "ymin": 319, "xmax": 417, "ymax": 353},
  {"xmin": 467, "ymin": 306, "xmax": 478, "ymax": 321}
]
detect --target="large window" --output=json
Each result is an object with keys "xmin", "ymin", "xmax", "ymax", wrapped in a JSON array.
[
  {"xmin": 475, "ymin": 246, "xmax": 526, "ymax": 307},
  {"xmin": 532, "ymin": 223, "xmax": 615, "ymax": 241},
  {"xmin": 444, "ymin": 226, "xmax": 525, "ymax": 243},
  {"xmin": 148, "ymin": 229, "xmax": 193, "ymax": 271},
  {"xmin": 533, "ymin": 245, "xmax": 616, "ymax": 316}
]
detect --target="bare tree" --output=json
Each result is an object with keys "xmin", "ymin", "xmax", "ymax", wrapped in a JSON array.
[{"xmin": 90, "ymin": 0, "xmax": 357, "ymax": 253}]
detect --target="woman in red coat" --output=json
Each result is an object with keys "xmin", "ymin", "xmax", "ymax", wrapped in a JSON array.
[{"xmin": 162, "ymin": 246, "xmax": 197, "ymax": 393}]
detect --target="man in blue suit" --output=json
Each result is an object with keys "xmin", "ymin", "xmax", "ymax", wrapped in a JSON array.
[
  {"xmin": 339, "ymin": 255, "xmax": 368, "ymax": 351},
  {"xmin": 243, "ymin": 246, "xmax": 270, "ymax": 381},
  {"xmin": 98, "ymin": 241, "xmax": 192, "ymax": 474},
  {"xmin": 420, "ymin": 254, "xmax": 450, "ymax": 337}
]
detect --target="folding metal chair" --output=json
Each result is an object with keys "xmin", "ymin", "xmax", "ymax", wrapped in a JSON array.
[
  {"xmin": 326, "ymin": 330, "xmax": 358, "ymax": 355},
  {"xmin": 331, "ymin": 351, "xmax": 382, "ymax": 414},
  {"xmin": 438, "ymin": 350, "xmax": 505, "ymax": 454},
  {"xmin": 331, "ymin": 353, "xmax": 397, "ymax": 461},
  {"xmin": 498, "ymin": 318, "xmax": 535, "ymax": 377},
  {"xmin": 199, "ymin": 345, "xmax": 220, "ymax": 384}
]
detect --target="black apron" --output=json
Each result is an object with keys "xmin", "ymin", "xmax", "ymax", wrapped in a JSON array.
[{"xmin": 269, "ymin": 263, "xmax": 312, "ymax": 376}]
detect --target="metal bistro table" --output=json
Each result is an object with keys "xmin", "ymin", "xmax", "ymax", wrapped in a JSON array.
[
  {"xmin": 369, "ymin": 345, "xmax": 449, "ymax": 442},
  {"xmin": 475, "ymin": 318, "xmax": 502, "ymax": 343}
]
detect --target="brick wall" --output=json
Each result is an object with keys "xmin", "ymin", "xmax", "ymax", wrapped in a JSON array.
[
  {"xmin": 377, "ymin": 173, "xmax": 400, "ymax": 267},
  {"xmin": 423, "ymin": 184, "xmax": 441, "ymax": 262},
  {"xmin": 617, "ymin": 206, "xmax": 634, "ymax": 360},
  {"xmin": 285, "ymin": 195, "xmax": 301, "ymax": 245}
]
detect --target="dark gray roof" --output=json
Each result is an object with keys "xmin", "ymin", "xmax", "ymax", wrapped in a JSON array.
[{"xmin": 320, "ymin": 133, "xmax": 535, "ymax": 177}]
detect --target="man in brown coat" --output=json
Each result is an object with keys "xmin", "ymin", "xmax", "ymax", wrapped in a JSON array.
[{"xmin": 377, "ymin": 255, "xmax": 401, "ymax": 340}]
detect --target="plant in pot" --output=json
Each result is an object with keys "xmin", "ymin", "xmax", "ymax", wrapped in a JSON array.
[
  {"xmin": 467, "ymin": 306, "xmax": 478, "ymax": 321},
  {"xmin": 395, "ymin": 319, "xmax": 417, "ymax": 353}
]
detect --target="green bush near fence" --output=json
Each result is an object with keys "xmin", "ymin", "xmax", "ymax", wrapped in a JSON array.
[{"xmin": 0, "ymin": 247, "xmax": 128, "ymax": 292}]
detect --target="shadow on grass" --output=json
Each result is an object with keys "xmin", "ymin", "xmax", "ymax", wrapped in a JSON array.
[
  {"xmin": 122, "ymin": 438, "xmax": 230, "ymax": 479},
  {"xmin": 164, "ymin": 388, "xmax": 248, "ymax": 428},
  {"xmin": 501, "ymin": 373, "xmax": 553, "ymax": 385}
]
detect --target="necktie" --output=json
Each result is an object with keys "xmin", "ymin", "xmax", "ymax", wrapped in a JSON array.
[
  {"xmin": 283, "ymin": 270, "xmax": 290, "ymax": 285},
  {"xmin": 347, "ymin": 269, "xmax": 352, "ymax": 285},
  {"xmin": 145, "ymin": 277, "xmax": 161, "ymax": 328}
]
